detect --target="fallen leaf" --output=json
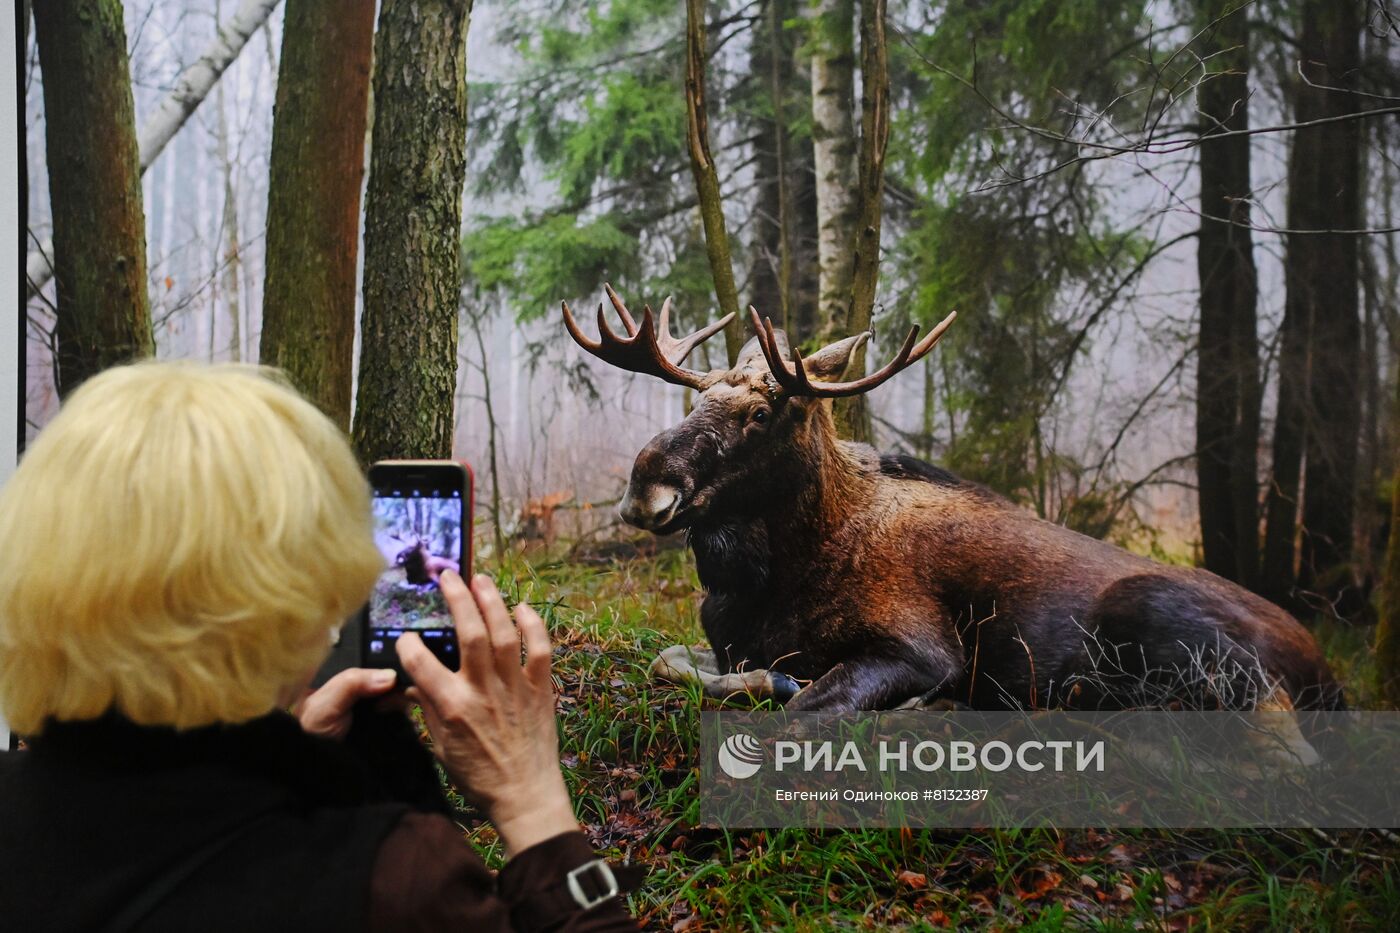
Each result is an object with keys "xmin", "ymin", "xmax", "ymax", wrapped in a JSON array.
[{"xmin": 898, "ymin": 870, "xmax": 928, "ymax": 890}]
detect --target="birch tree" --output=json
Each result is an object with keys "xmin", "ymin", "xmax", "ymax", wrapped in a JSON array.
[
  {"xmin": 33, "ymin": 0, "xmax": 152, "ymax": 395},
  {"xmin": 353, "ymin": 0, "xmax": 472, "ymax": 462},
  {"xmin": 213, "ymin": 14, "xmax": 243, "ymax": 363},
  {"xmin": 261, "ymin": 0, "xmax": 375, "ymax": 429},
  {"xmin": 810, "ymin": 0, "xmax": 858, "ymax": 345}
]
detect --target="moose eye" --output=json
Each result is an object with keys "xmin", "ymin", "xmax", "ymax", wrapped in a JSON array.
[{"xmin": 751, "ymin": 408, "xmax": 769, "ymax": 425}]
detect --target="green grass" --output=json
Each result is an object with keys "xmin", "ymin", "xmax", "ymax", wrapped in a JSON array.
[{"xmin": 447, "ymin": 548, "xmax": 1399, "ymax": 931}]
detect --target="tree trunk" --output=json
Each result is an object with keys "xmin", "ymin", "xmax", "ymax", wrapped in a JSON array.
[
  {"xmin": 1295, "ymin": 0, "xmax": 1364, "ymax": 608},
  {"xmin": 1380, "ymin": 458, "xmax": 1400, "ymax": 707},
  {"xmin": 1261, "ymin": 281, "xmax": 1308, "ymax": 601},
  {"xmin": 810, "ymin": 0, "xmax": 858, "ymax": 347},
  {"xmin": 748, "ymin": 0, "xmax": 790, "ymax": 332},
  {"xmin": 261, "ymin": 0, "xmax": 375, "ymax": 429},
  {"xmin": 33, "ymin": 0, "xmax": 153, "ymax": 396},
  {"xmin": 467, "ymin": 309, "xmax": 506, "ymax": 558},
  {"xmin": 789, "ymin": 132, "xmax": 822, "ymax": 346},
  {"xmin": 833, "ymin": 0, "xmax": 889, "ymax": 444},
  {"xmin": 352, "ymin": 0, "xmax": 471, "ymax": 462},
  {"xmin": 1194, "ymin": 0, "xmax": 1260, "ymax": 590},
  {"xmin": 214, "ymin": 33, "xmax": 243, "ymax": 363},
  {"xmin": 685, "ymin": 0, "xmax": 744, "ymax": 365},
  {"xmin": 26, "ymin": 0, "xmax": 280, "ymax": 299}
]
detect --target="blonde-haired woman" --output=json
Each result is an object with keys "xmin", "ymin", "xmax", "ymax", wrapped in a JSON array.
[{"xmin": 0, "ymin": 363, "xmax": 638, "ymax": 932}]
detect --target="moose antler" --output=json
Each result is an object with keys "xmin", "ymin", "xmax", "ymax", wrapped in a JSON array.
[
  {"xmin": 562, "ymin": 284, "xmax": 735, "ymax": 389},
  {"xmin": 749, "ymin": 307, "xmax": 957, "ymax": 399}
]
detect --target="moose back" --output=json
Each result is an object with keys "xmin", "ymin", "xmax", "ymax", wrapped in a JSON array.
[{"xmin": 564, "ymin": 288, "xmax": 1343, "ymax": 713}]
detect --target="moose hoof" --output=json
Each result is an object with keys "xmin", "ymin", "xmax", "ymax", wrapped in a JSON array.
[
  {"xmin": 650, "ymin": 644, "xmax": 796, "ymax": 704},
  {"xmin": 770, "ymin": 672, "xmax": 801, "ymax": 703}
]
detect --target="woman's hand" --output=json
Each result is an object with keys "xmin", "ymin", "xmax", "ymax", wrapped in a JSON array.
[
  {"xmin": 293, "ymin": 667, "xmax": 399, "ymax": 741},
  {"xmin": 396, "ymin": 571, "xmax": 578, "ymax": 855}
]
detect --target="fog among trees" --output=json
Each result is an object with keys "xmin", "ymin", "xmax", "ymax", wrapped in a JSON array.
[{"xmin": 24, "ymin": 0, "xmax": 1400, "ymax": 624}]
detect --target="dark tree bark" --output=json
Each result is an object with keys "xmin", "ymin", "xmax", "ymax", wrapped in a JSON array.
[
  {"xmin": 352, "ymin": 0, "xmax": 472, "ymax": 462},
  {"xmin": 833, "ymin": 0, "xmax": 889, "ymax": 444},
  {"xmin": 789, "ymin": 135, "xmax": 822, "ymax": 345},
  {"xmin": 33, "ymin": 0, "xmax": 152, "ymax": 396},
  {"xmin": 1263, "ymin": 0, "xmax": 1364, "ymax": 608},
  {"xmin": 685, "ymin": 0, "xmax": 744, "ymax": 365},
  {"xmin": 1297, "ymin": 0, "xmax": 1364, "ymax": 607},
  {"xmin": 261, "ymin": 0, "xmax": 375, "ymax": 429},
  {"xmin": 1261, "ymin": 284, "xmax": 1308, "ymax": 600},
  {"xmin": 1194, "ymin": 0, "xmax": 1260, "ymax": 590},
  {"xmin": 1380, "ymin": 454, "xmax": 1400, "ymax": 707},
  {"xmin": 747, "ymin": 0, "xmax": 821, "ymax": 353},
  {"xmin": 748, "ymin": 0, "xmax": 791, "ymax": 332}
]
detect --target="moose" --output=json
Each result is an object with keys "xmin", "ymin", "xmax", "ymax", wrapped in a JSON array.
[
  {"xmin": 563, "ymin": 287, "xmax": 1344, "ymax": 714},
  {"xmin": 394, "ymin": 538, "xmax": 460, "ymax": 587}
]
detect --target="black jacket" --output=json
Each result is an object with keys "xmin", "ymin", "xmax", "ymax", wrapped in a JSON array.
[{"xmin": 0, "ymin": 711, "xmax": 638, "ymax": 932}]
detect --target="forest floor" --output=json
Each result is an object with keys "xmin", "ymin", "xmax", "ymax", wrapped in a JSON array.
[{"xmin": 454, "ymin": 546, "xmax": 1400, "ymax": 931}]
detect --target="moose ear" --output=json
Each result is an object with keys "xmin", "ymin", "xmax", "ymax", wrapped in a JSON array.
[{"xmin": 801, "ymin": 331, "xmax": 871, "ymax": 382}]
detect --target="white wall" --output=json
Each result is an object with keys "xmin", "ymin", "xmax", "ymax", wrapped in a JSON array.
[{"xmin": 1, "ymin": 5, "xmax": 19, "ymax": 749}]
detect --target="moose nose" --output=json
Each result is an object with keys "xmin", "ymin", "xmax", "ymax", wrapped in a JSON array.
[{"xmin": 619, "ymin": 484, "xmax": 682, "ymax": 531}]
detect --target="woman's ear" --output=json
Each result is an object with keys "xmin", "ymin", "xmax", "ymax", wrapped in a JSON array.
[{"xmin": 801, "ymin": 331, "xmax": 871, "ymax": 382}]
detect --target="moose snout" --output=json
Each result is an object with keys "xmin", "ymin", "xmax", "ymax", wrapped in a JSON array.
[
  {"xmin": 620, "ymin": 435, "xmax": 694, "ymax": 531},
  {"xmin": 619, "ymin": 482, "xmax": 684, "ymax": 531},
  {"xmin": 621, "ymin": 423, "xmax": 716, "ymax": 531}
]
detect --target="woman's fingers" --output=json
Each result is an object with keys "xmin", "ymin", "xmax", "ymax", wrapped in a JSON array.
[
  {"xmin": 515, "ymin": 603, "xmax": 554, "ymax": 691},
  {"xmin": 294, "ymin": 667, "xmax": 399, "ymax": 740},
  {"xmin": 440, "ymin": 569, "xmax": 491, "ymax": 683},
  {"xmin": 396, "ymin": 631, "xmax": 464, "ymax": 709},
  {"xmin": 471, "ymin": 575, "xmax": 524, "ymax": 680}
]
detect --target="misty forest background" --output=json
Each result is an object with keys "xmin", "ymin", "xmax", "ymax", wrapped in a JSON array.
[
  {"xmin": 21, "ymin": 0, "xmax": 1400, "ymax": 698},
  {"xmin": 21, "ymin": 1, "xmax": 1400, "ymax": 926}
]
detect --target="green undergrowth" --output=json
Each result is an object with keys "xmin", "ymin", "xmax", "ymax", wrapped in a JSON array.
[{"xmin": 443, "ymin": 547, "xmax": 1398, "ymax": 931}]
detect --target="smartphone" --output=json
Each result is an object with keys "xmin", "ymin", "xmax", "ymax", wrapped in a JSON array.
[{"xmin": 362, "ymin": 460, "xmax": 473, "ymax": 674}]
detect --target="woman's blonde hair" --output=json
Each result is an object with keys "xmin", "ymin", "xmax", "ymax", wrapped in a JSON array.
[{"xmin": 0, "ymin": 362, "xmax": 385, "ymax": 734}]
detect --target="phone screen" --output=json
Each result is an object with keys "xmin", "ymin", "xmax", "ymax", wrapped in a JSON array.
[{"xmin": 364, "ymin": 483, "xmax": 463, "ymax": 670}]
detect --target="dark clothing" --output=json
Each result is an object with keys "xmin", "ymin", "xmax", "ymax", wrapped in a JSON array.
[
  {"xmin": 0, "ymin": 711, "xmax": 638, "ymax": 932},
  {"xmin": 368, "ymin": 814, "xmax": 629, "ymax": 932}
]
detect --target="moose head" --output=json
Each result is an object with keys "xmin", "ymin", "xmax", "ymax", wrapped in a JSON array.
[{"xmin": 562, "ymin": 285, "xmax": 955, "ymax": 534}]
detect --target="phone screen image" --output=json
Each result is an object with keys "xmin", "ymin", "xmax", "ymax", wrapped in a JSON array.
[{"xmin": 364, "ymin": 486, "xmax": 463, "ymax": 670}]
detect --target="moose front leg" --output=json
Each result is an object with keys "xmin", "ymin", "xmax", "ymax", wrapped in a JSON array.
[{"xmin": 786, "ymin": 649, "xmax": 959, "ymax": 712}]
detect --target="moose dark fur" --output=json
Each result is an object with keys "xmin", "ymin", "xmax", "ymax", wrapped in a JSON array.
[
  {"xmin": 564, "ymin": 288, "xmax": 1344, "ymax": 713},
  {"xmin": 395, "ymin": 540, "xmax": 459, "ymax": 587}
]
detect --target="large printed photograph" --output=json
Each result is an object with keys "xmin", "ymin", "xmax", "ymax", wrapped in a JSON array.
[{"xmin": 19, "ymin": 0, "xmax": 1400, "ymax": 927}]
